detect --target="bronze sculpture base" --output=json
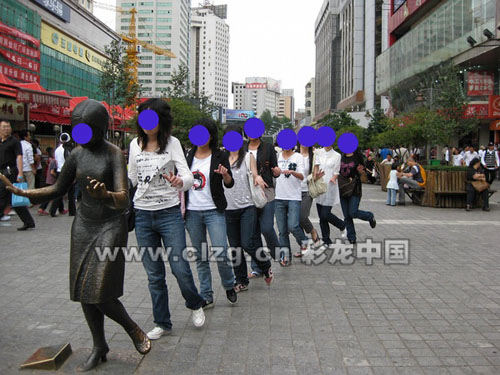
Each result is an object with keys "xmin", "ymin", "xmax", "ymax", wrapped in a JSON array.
[{"xmin": 20, "ymin": 343, "xmax": 72, "ymax": 370}]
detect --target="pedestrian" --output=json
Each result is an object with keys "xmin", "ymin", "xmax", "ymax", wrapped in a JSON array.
[
  {"xmin": 452, "ymin": 148, "xmax": 465, "ymax": 166},
  {"xmin": 339, "ymin": 149, "xmax": 376, "ymax": 244},
  {"xmin": 481, "ymin": 142, "xmax": 499, "ymax": 184},
  {"xmin": 464, "ymin": 146, "xmax": 479, "ymax": 166},
  {"xmin": 38, "ymin": 147, "xmax": 57, "ymax": 216},
  {"xmin": 185, "ymin": 118, "xmax": 238, "ymax": 308},
  {"xmin": 223, "ymin": 125, "xmax": 274, "ymax": 291},
  {"xmin": 1, "ymin": 100, "xmax": 151, "ymax": 371},
  {"xmin": 296, "ymin": 143, "xmax": 323, "ymax": 256},
  {"xmin": 245, "ymin": 132, "xmax": 281, "ymax": 278},
  {"xmin": 466, "ymin": 157, "xmax": 490, "ymax": 212},
  {"xmin": 33, "ymin": 139, "xmax": 43, "ymax": 188},
  {"xmin": 20, "ymin": 130, "xmax": 36, "ymax": 190},
  {"xmin": 386, "ymin": 163, "xmax": 399, "ymax": 206},
  {"xmin": 274, "ymin": 142, "xmax": 308, "ymax": 266},
  {"xmin": 0, "ymin": 120, "xmax": 35, "ymax": 230},
  {"xmin": 128, "ymin": 98, "xmax": 206, "ymax": 339},
  {"xmin": 50, "ymin": 134, "xmax": 69, "ymax": 216},
  {"xmin": 315, "ymin": 145, "xmax": 346, "ymax": 247}
]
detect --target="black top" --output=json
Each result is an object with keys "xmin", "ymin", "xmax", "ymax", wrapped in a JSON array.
[
  {"xmin": 340, "ymin": 152, "xmax": 365, "ymax": 197},
  {"xmin": 0, "ymin": 135, "xmax": 22, "ymax": 171},
  {"xmin": 466, "ymin": 166, "xmax": 483, "ymax": 183},
  {"xmin": 185, "ymin": 148, "xmax": 234, "ymax": 213},
  {"xmin": 410, "ymin": 165, "xmax": 423, "ymax": 183},
  {"xmin": 244, "ymin": 141, "xmax": 278, "ymax": 188}
]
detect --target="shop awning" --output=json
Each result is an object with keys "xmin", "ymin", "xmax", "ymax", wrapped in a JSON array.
[{"xmin": 0, "ymin": 73, "xmax": 17, "ymax": 97}]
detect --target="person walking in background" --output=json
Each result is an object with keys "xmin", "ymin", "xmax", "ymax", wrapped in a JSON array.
[
  {"xmin": 223, "ymin": 125, "xmax": 274, "ymax": 291},
  {"xmin": 452, "ymin": 148, "xmax": 465, "ymax": 166},
  {"xmin": 185, "ymin": 118, "xmax": 238, "ymax": 308},
  {"xmin": 464, "ymin": 146, "xmax": 479, "ymax": 166},
  {"xmin": 129, "ymin": 98, "xmax": 206, "ymax": 340},
  {"xmin": 314, "ymin": 144, "xmax": 346, "ymax": 247},
  {"xmin": 51, "ymin": 134, "xmax": 69, "ymax": 216},
  {"xmin": 386, "ymin": 163, "xmax": 399, "ymax": 206},
  {"xmin": 481, "ymin": 142, "xmax": 499, "ymax": 185},
  {"xmin": 339, "ymin": 150, "xmax": 376, "ymax": 244},
  {"xmin": 296, "ymin": 143, "xmax": 323, "ymax": 256},
  {"xmin": 0, "ymin": 120, "xmax": 35, "ymax": 230},
  {"xmin": 38, "ymin": 147, "xmax": 57, "ymax": 216},
  {"xmin": 20, "ymin": 130, "xmax": 36, "ymax": 190},
  {"xmin": 33, "ymin": 139, "xmax": 43, "ymax": 188},
  {"xmin": 273, "ymin": 144, "xmax": 308, "ymax": 266}
]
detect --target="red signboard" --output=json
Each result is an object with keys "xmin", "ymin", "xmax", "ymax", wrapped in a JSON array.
[
  {"xmin": 0, "ymin": 34, "xmax": 40, "ymax": 59},
  {"xmin": 0, "ymin": 63, "xmax": 38, "ymax": 82},
  {"xmin": 0, "ymin": 21, "xmax": 40, "ymax": 48},
  {"xmin": 491, "ymin": 120, "xmax": 500, "ymax": 131},
  {"xmin": 467, "ymin": 72, "xmax": 494, "ymax": 96},
  {"xmin": 246, "ymin": 83, "xmax": 267, "ymax": 89},
  {"xmin": 389, "ymin": 0, "xmax": 430, "ymax": 34},
  {"xmin": 0, "ymin": 50, "xmax": 39, "ymax": 72},
  {"xmin": 489, "ymin": 96, "xmax": 500, "ymax": 118},
  {"xmin": 16, "ymin": 90, "xmax": 70, "ymax": 108},
  {"xmin": 464, "ymin": 104, "xmax": 490, "ymax": 118}
]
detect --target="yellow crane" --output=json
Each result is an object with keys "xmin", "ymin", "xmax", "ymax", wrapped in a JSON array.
[{"xmin": 93, "ymin": 1, "xmax": 176, "ymax": 88}]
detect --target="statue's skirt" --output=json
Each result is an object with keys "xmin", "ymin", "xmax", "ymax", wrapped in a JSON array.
[{"xmin": 69, "ymin": 213, "xmax": 128, "ymax": 304}]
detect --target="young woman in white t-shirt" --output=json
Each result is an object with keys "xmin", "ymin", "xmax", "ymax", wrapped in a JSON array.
[
  {"xmin": 223, "ymin": 125, "xmax": 274, "ymax": 291},
  {"xmin": 274, "ymin": 145, "xmax": 308, "ymax": 266},
  {"xmin": 129, "ymin": 99, "xmax": 206, "ymax": 340}
]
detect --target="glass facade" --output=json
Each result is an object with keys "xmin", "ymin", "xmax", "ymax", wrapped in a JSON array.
[{"xmin": 376, "ymin": 0, "xmax": 497, "ymax": 95}]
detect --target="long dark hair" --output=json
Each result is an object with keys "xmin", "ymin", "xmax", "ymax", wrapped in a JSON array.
[
  {"xmin": 194, "ymin": 117, "xmax": 219, "ymax": 152},
  {"xmin": 136, "ymin": 98, "xmax": 173, "ymax": 154},
  {"xmin": 224, "ymin": 124, "xmax": 245, "ymax": 168},
  {"xmin": 296, "ymin": 142, "xmax": 314, "ymax": 172}
]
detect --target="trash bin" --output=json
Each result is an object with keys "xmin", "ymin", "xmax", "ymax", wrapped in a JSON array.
[{"xmin": 430, "ymin": 159, "xmax": 441, "ymax": 166}]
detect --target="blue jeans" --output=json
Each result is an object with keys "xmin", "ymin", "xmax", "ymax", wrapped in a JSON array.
[
  {"xmin": 185, "ymin": 209, "xmax": 235, "ymax": 301},
  {"xmin": 251, "ymin": 200, "xmax": 281, "ymax": 274},
  {"xmin": 339, "ymin": 195, "xmax": 374, "ymax": 242},
  {"xmin": 135, "ymin": 206, "xmax": 204, "ymax": 330},
  {"xmin": 316, "ymin": 204, "xmax": 345, "ymax": 245},
  {"xmin": 386, "ymin": 188, "xmax": 397, "ymax": 206},
  {"xmin": 226, "ymin": 206, "xmax": 271, "ymax": 285},
  {"xmin": 275, "ymin": 199, "xmax": 308, "ymax": 260}
]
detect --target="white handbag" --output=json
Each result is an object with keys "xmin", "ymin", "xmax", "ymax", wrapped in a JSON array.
[
  {"xmin": 245, "ymin": 153, "xmax": 268, "ymax": 208},
  {"xmin": 307, "ymin": 152, "xmax": 327, "ymax": 199}
]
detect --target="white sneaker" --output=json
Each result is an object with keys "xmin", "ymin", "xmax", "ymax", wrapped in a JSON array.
[
  {"xmin": 192, "ymin": 307, "xmax": 206, "ymax": 327},
  {"xmin": 146, "ymin": 326, "xmax": 170, "ymax": 340},
  {"xmin": 0, "ymin": 215, "xmax": 11, "ymax": 221},
  {"xmin": 7, "ymin": 211, "xmax": 16, "ymax": 215},
  {"xmin": 341, "ymin": 228, "xmax": 347, "ymax": 239}
]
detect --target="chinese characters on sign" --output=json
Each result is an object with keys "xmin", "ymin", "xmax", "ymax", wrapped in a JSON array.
[
  {"xmin": 0, "ymin": 98, "xmax": 24, "ymax": 121},
  {"xmin": 16, "ymin": 90, "xmax": 70, "ymax": 108},
  {"xmin": 246, "ymin": 83, "xmax": 267, "ymax": 89},
  {"xmin": 489, "ymin": 96, "xmax": 500, "ymax": 118},
  {"xmin": 0, "ymin": 63, "xmax": 39, "ymax": 83},
  {"xmin": 0, "ymin": 50, "xmax": 39, "ymax": 72},
  {"xmin": 0, "ymin": 35, "xmax": 40, "ymax": 60},
  {"xmin": 467, "ymin": 72, "xmax": 494, "ymax": 96},
  {"xmin": 464, "ymin": 104, "xmax": 490, "ymax": 118},
  {"xmin": 32, "ymin": 0, "xmax": 71, "ymax": 23}
]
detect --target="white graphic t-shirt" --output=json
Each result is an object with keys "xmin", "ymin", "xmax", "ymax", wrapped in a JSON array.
[
  {"xmin": 188, "ymin": 155, "xmax": 216, "ymax": 210},
  {"xmin": 275, "ymin": 152, "xmax": 304, "ymax": 201}
]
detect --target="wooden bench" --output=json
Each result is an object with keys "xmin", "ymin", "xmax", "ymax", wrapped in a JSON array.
[
  {"xmin": 435, "ymin": 189, "xmax": 496, "ymax": 207},
  {"xmin": 405, "ymin": 187, "xmax": 425, "ymax": 205}
]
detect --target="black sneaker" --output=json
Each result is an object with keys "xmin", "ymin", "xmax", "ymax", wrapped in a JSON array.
[
  {"xmin": 369, "ymin": 218, "xmax": 376, "ymax": 229},
  {"xmin": 226, "ymin": 288, "xmax": 237, "ymax": 305},
  {"xmin": 202, "ymin": 300, "xmax": 214, "ymax": 310}
]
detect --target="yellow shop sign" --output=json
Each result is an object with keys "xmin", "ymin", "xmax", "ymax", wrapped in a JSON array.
[{"xmin": 41, "ymin": 22, "xmax": 107, "ymax": 71}]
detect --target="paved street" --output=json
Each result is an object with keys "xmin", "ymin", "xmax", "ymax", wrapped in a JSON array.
[{"xmin": 1, "ymin": 183, "xmax": 500, "ymax": 375}]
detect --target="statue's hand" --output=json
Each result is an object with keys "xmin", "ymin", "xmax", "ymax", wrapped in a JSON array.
[
  {"xmin": 86, "ymin": 176, "xmax": 110, "ymax": 200},
  {"xmin": 0, "ymin": 173, "xmax": 26, "ymax": 196}
]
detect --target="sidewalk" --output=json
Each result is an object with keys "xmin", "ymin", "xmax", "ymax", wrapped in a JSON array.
[{"xmin": 1, "ymin": 183, "xmax": 499, "ymax": 374}]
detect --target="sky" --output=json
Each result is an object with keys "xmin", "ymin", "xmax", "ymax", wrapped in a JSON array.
[{"xmin": 94, "ymin": 0, "xmax": 323, "ymax": 110}]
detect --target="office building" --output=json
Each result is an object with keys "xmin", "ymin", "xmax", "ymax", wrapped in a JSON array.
[
  {"xmin": 305, "ymin": 77, "xmax": 315, "ymax": 120},
  {"xmin": 232, "ymin": 77, "xmax": 281, "ymax": 117}
]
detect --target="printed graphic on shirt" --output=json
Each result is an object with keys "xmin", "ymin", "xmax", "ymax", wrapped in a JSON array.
[
  {"xmin": 192, "ymin": 170, "xmax": 207, "ymax": 191},
  {"xmin": 340, "ymin": 161, "xmax": 355, "ymax": 177},
  {"xmin": 135, "ymin": 151, "xmax": 174, "ymax": 204},
  {"xmin": 285, "ymin": 162, "xmax": 297, "ymax": 178}
]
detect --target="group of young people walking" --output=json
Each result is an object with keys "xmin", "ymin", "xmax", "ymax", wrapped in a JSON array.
[{"xmin": 128, "ymin": 99, "xmax": 377, "ymax": 343}]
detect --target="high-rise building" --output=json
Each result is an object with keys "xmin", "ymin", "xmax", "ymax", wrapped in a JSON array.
[
  {"xmin": 232, "ymin": 77, "xmax": 281, "ymax": 117},
  {"xmin": 190, "ymin": 4, "xmax": 229, "ymax": 108},
  {"xmin": 305, "ymin": 78, "xmax": 315, "ymax": 120},
  {"xmin": 277, "ymin": 89, "xmax": 295, "ymax": 122},
  {"xmin": 115, "ymin": 0, "xmax": 191, "ymax": 97}
]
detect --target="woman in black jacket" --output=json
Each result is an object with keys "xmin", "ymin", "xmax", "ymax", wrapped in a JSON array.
[{"xmin": 184, "ymin": 118, "xmax": 238, "ymax": 307}]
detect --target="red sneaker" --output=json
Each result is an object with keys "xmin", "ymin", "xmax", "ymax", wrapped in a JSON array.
[
  {"xmin": 38, "ymin": 209, "xmax": 49, "ymax": 216},
  {"xmin": 60, "ymin": 209, "xmax": 69, "ymax": 215},
  {"xmin": 264, "ymin": 268, "xmax": 274, "ymax": 285}
]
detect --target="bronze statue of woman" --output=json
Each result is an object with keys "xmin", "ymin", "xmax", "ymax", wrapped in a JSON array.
[{"xmin": 0, "ymin": 99, "xmax": 151, "ymax": 372}]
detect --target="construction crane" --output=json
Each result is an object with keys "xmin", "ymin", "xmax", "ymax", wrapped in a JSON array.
[{"xmin": 93, "ymin": 1, "xmax": 176, "ymax": 88}]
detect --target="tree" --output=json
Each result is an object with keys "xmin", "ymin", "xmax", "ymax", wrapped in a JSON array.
[
  {"xmin": 259, "ymin": 110, "xmax": 273, "ymax": 131},
  {"xmin": 362, "ymin": 107, "xmax": 389, "ymax": 147},
  {"xmin": 318, "ymin": 110, "xmax": 359, "ymax": 132}
]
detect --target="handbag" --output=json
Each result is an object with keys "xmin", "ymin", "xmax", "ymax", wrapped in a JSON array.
[
  {"xmin": 245, "ymin": 153, "xmax": 268, "ymax": 208},
  {"xmin": 471, "ymin": 180, "xmax": 490, "ymax": 193},
  {"xmin": 338, "ymin": 175, "xmax": 358, "ymax": 198},
  {"xmin": 11, "ymin": 182, "xmax": 30, "ymax": 207},
  {"xmin": 307, "ymin": 153, "xmax": 327, "ymax": 199}
]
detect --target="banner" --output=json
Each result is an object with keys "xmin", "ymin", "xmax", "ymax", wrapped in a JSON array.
[
  {"xmin": 0, "ymin": 21, "xmax": 40, "ymax": 48},
  {"xmin": 246, "ymin": 83, "xmax": 266, "ymax": 89},
  {"xmin": 489, "ymin": 96, "xmax": 500, "ymax": 118},
  {"xmin": 0, "ymin": 50, "xmax": 39, "ymax": 72},
  {"xmin": 0, "ymin": 34, "xmax": 40, "ymax": 59},
  {"xmin": 464, "ymin": 104, "xmax": 489, "ymax": 118},
  {"xmin": 490, "ymin": 120, "xmax": 500, "ymax": 131},
  {"xmin": 0, "ymin": 98, "xmax": 25, "ymax": 121},
  {"xmin": 16, "ymin": 90, "xmax": 70, "ymax": 108},
  {"xmin": 467, "ymin": 72, "xmax": 494, "ymax": 96},
  {"xmin": 0, "ymin": 63, "xmax": 38, "ymax": 83},
  {"xmin": 226, "ymin": 109, "xmax": 255, "ymax": 121}
]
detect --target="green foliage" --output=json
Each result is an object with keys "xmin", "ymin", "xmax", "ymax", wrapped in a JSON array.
[
  {"xmin": 318, "ymin": 110, "xmax": 359, "ymax": 132},
  {"xmin": 362, "ymin": 107, "xmax": 388, "ymax": 147},
  {"xmin": 169, "ymin": 97, "xmax": 211, "ymax": 146},
  {"xmin": 260, "ymin": 110, "xmax": 273, "ymax": 131}
]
